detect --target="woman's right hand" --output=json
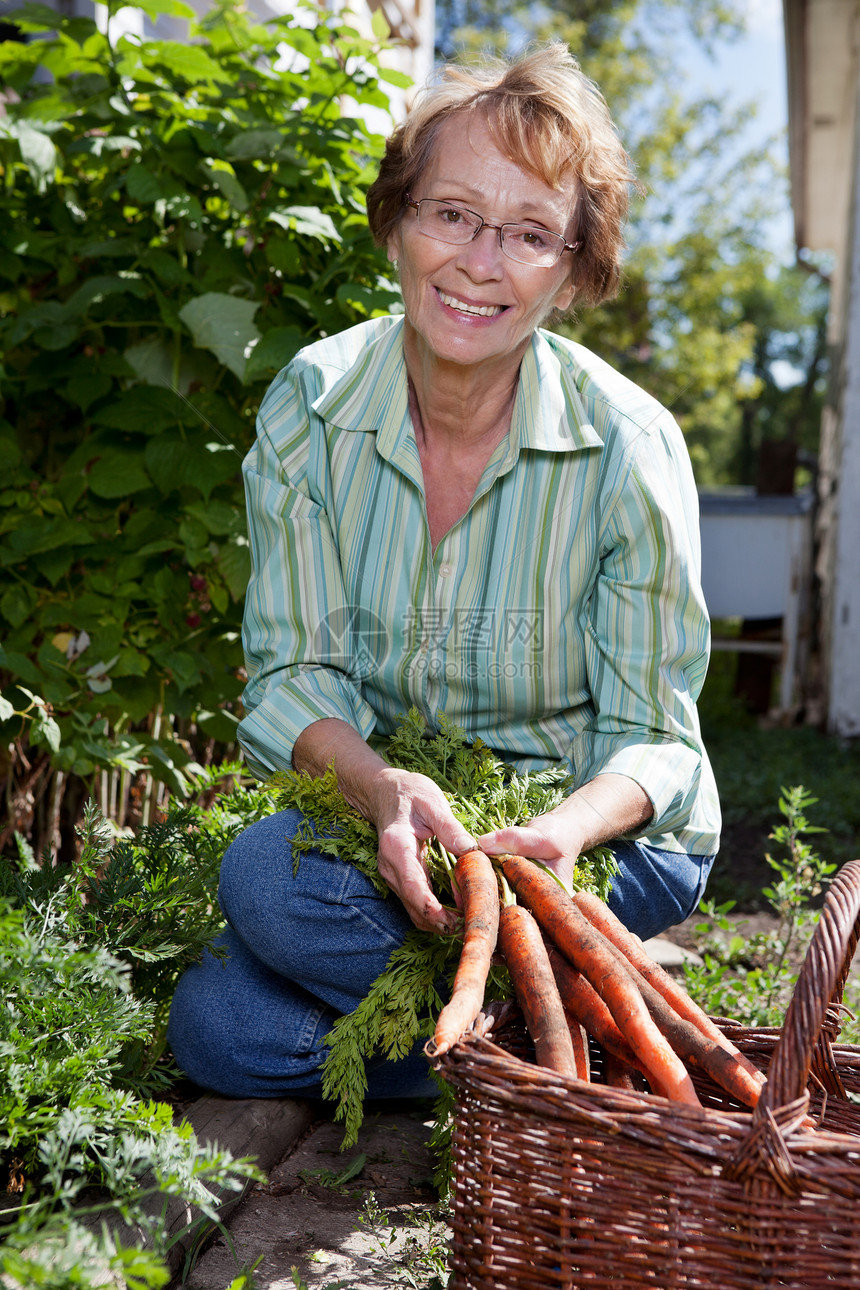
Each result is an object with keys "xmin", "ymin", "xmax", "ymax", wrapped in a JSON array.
[
  {"xmin": 293, "ymin": 718, "xmax": 475, "ymax": 934},
  {"xmin": 367, "ymin": 766, "xmax": 476, "ymax": 934}
]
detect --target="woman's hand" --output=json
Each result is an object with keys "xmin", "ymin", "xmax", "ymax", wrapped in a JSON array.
[
  {"xmin": 477, "ymin": 773, "xmax": 653, "ymax": 891},
  {"xmin": 368, "ymin": 767, "xmax": 476, "ymax": 933},
  {"xmin": 475, "ymin": 813, "xmax": 583, "ymax": 890},
  {"xmin": 293, "ymin": 719, "xmax": 475, "ymax": 934}
]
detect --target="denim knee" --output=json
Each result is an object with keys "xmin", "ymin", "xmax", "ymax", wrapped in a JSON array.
[
  {"xmin": 167, "ymin": 926, "xmax": 439, "ymax": 1100},
  {"xmin": 607, "ymin": 841, "xmax": 715, "ymax": 940},
  {"xmin": 215, "ymin": 809, "xmax": 413, "ymax": 1017}
]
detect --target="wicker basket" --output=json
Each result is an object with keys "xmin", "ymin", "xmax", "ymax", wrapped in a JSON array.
[{"xmin": 433, "ymin": 858, "xmax": 860, "ymax": 1289}]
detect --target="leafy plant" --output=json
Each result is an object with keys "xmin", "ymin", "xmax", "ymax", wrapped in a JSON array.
[
  {"xmin": 1, "ymin": 772, "xmax": 277, "ymax": 1061},
  {"xmin": 0, "ymin": 772, "xmax": 284, "ymax": 1289},
  {"xmin": 289, "ymin": 1271, "xmax": 352, "ymax": 1290},
  {"xmin": 358, "ymin": 1191, "xmax": 450, "ymax": 1289},
  {"xmin": 0, "ymin": 0, "xmax": 404, "ymax": 852},
  {"xmin": 683, "ymin": 786, "xmax": 837, "ymax": 1027},
  {"xmin": 297, "ymin": 1152, "xmax": 367, "ymax": 1195},
  {"xmin": 0, "ymin": 892, "xmax": 262, "ymax": 1290}
]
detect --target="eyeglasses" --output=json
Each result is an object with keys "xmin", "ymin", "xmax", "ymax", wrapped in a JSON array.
[{"xmin": 404, "ymin": 193, "xmax": 581, "ymax": 268}]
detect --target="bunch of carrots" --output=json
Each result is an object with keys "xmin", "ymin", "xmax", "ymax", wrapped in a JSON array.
[{"xmin": 427, "ymin": 849, "xmax": 767, "ymax": 1110}]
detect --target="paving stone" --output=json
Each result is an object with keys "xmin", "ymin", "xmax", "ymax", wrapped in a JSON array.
[{"xmin": 643, "ymin": 935, "xmax": 703, "ymax": 967}]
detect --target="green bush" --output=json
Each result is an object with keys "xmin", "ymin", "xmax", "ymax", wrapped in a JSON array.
[{"xmin": 0, "ymin": 0, "xmax": 403, "ymax": 849}]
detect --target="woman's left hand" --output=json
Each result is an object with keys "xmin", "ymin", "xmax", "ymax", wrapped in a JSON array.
[
  {"xmin": 476, "ymin": 773, "xmax": 653, "ymax": 891},
  {"xmin": 475, "ymin": 813, "xmax": 583, "ymax": 890}
]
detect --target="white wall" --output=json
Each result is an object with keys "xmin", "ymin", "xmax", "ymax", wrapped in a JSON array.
[{"xmin": 826, "ymin": 82, "xmax": 860, "ymax": 735}]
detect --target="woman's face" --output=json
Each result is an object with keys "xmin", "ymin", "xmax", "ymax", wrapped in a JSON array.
[{"xmin": 388, "ymin": 112, "xmax": 578, "ymax": 376}]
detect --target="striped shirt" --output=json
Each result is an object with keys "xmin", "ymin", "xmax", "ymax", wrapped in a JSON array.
[{"xmin": 239, "ymin": 315, "xmax": 721, "ymax": 857}]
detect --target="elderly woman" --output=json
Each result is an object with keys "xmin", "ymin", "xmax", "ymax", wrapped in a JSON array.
[{"xmin": 168, "ymin": 43, "xmax": 720, "ymax": 1099}]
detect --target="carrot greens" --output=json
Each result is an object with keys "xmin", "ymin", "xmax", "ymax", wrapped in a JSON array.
[{"xmin": 269, "ymin": 709, "xmax": 617, "ymax": 1146}]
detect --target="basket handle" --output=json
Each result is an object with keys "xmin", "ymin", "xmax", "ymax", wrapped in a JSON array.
[{"xmin": 759, "ymin": 856, "xmax": 860, "ymax": 1114}]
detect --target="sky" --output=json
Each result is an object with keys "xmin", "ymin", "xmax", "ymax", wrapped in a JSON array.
[{"xmin": 690, "ymin": 0, "xmax": 787, "ymax": 141}]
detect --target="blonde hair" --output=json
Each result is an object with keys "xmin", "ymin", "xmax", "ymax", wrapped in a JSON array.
[{"xmin": 366, "ymin": 43, "xmax": 636, "ymax": 306}]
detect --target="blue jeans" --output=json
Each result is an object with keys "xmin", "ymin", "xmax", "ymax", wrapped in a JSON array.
[{"xmin": 167, "ymin": 809, "xmax": 714, "ymax": 1099}]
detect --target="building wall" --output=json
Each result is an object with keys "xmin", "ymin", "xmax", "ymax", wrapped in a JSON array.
[
  {"xmin": 784, "ymin": 0, "xmax": 860, "ymax": 735},
  {"xmin": 823, "ymin": 81, "xmax": 860, "ymax": 735}
]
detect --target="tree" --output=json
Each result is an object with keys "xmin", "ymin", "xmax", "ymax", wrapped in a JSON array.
[
  {"xmin": 0, "ymin": 0, "xmax": 404, "ymax": 856},
  {"xmin": 730, "ymin": 261, "xmax": 830, "ymax": 489}
]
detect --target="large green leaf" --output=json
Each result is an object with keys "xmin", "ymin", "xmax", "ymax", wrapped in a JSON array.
[
  {"xmin": 132, "ymin": 0, "xmax": 194, "ymax": 21},
  {"xmin": 184, "ymin": 499, "xmax": 242, "ymax": 535},
  {"xmin": 178, "ymin": 293, "xmax": 261, "ymax": 381},
  {"xmin": 87, "ymin": 448, "xmax": 153, "ymax": 498},
  {"xmin": 243, "ymin": 325, "xmax": 305, "ymax": 381},
  {"xmin": 201, "ymin": 161, "xmax": 249, "ymax": 213},
  {"xmin": 126, "ymin": 165, "xmax": 165, "ymax": 203},
  {"xmin": 137, "ymin": 40, "xmax": 231, "ymax": 85},
  {"xmin": 144, "ymin": 431, "xmax": 239, "ymax": 499},
  {"xmin": 64, "ymin": 274, "xmax": 148, "ymax": 316},
  {"xmin": 217, "ymin": 537, "xmax": 251, "ymax": 601},
  {"xmin": 0, "ymin": 119, "xmax": 57, "ymax": 192},
  {"xmin": 2, "ymin": 516, "xmax": 96, "ymax": 560},
  {"xmin": 123, "ymin": 336, "xmax": 200, "ymax": 395},
  {"xmin": 1, "ymin": 584, "xmax": 37, "ymax": 629},
  {"xmin": 64, "ymin": 374, "xmax": 113, "ymax": 411},
  {"xmin": 225, "ymin": 129, "xmax": 288, "ymax": 161},
  {"xmin": 91, "ymin": 386, "xmax": 196, "ymax": 435},
  {"xmin": 267, "ymin": 207, "xmax": 341, "ymax": 242}
]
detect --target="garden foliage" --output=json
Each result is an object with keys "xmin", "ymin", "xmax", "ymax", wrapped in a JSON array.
[
  {"xmin": 0, "ymin": 0, "xmax": 403, "ymax": 848},
  {"xmin": 683, "ymin": 787, "xmax": 851, "ymax": 1033},
  {"xmin": 0, "ymin": 772, "xmax": 278, "ymax": 1287}
]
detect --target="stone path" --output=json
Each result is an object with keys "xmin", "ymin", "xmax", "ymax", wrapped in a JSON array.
[{"xmin": 175, "ymin": 1102, "xmax": 443, "ymax": 1290}]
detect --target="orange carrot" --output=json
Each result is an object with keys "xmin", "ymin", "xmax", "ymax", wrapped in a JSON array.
[
  {"xmin": 603, "ymin": 1049, "xmax": 646, "ymax": 1092},
  {"xmin": 429, "ymin": 849, "xmax": 500, "ymax": 1057},
  {"xmin": 572, "ymin": 889, "xmax": 766, "ymax": 1089},
  {"xmin": 548, "ymin": 945, "xmax": 649, "ymax": 1080},
  {"xmin": 610, "ymin": 951, "xmax": 763, "ymax": 1109},
  {"xmin": 498, "ymin": 903, "xmax": 580, "ymax": 1079},
  {"xmin": 500, "ymin": 855, "xmax": 701, "ymax": 1106}
]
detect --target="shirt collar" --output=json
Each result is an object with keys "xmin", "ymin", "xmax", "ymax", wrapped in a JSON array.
[
  {"xmin": 312, "ymin": 318, "xmax": 419, "ymax": 480},
  {"xmin": 312, "ymin": 317, "xmax": 604, "ymax": 458},
  {"xmin": 514, "ymin": 329, "xmax": 604, "ymax": 452}
]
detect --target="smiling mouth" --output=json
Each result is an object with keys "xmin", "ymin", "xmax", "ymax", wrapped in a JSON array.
[{"xmin": 437, "ymin": 289, "xmax": 506, "ymax": 318}]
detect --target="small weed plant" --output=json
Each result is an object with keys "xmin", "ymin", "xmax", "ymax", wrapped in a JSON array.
[
  {"xmin": 297, "ymin": 1152, "xmax": 368, "ymax": 1196},
  {"xmin": 358, "ymin": 1192, "xmax": 450, "ymax": 1289},
  {"xmin": 683, "ymin": 786, "xmax": 849, "ymax": 1031}
]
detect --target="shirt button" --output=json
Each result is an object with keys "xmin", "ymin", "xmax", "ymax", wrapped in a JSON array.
[{"xmin": 439, "ymin": 564, "xmax": 452, "ymax": 578}]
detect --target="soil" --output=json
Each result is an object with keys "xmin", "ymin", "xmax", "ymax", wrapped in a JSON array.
[{"xmin": 180, "ymin": 1106, "xmax": 443, "ymax": 1290}]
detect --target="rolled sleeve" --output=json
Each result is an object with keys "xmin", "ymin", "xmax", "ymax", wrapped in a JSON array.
[
  {"xmin": 569, "ymin": 412, "xmax": 716, "ymax": 846},
  {"xmin": 237, "ymin": 369, "xmax": 377, "ymax": 777}
]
